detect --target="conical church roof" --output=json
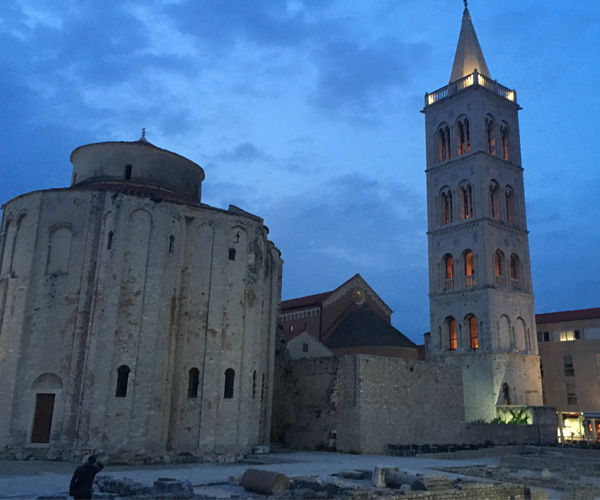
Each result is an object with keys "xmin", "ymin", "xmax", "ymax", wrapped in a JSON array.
[{"xmin": 450, "ymin": 6, "xmax": 490, "ymax": 83}]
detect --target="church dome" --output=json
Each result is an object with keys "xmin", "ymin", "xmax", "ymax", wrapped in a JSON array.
[{"xmin": 69, "ymin": 136, "xmax": 205, "ymax": 202}]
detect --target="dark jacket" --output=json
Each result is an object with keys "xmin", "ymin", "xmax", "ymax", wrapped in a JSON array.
[{"xmin": 69, "ymin": 461, "xmax": 104, "ymax": 498}]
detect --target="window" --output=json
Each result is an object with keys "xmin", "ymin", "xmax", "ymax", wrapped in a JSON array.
[
  {"xmin": 47, "ymin": 227, "xmax": 72, "ymax": 275},
  {"xmin": 490, "ymin": 181, "xmax": 501, "ymax": 219},
  {"xmin": 437, "ymin": 125, "xmax": 451, "ymax": 162},
  {"xmin": 560, "ymin": 331, "xmax": 580, "ymax": 342},
  {"xmin": 260, "ymin": 373, "xmax": 265, "ymax": 401},
  {"xmin": 443, "ymin": 254, "xmax": 454, "ymax": 290},
  {"xmin": 468, "ymin": 315, "xmax": 478, "ymax": 349},
  {"xmin": 566, "ymin": 383, "xmax": 577, "ymax": 405},
  {"xmin": 31, "ymin": 393, "xmax": 56, "ymax": 444},
  {"xmin": 447, "ymin": 317, "xmax": 457, "ymax": 350},
  {"xmin": 252, "ymin": 371, "xmax": 257, "ymax": 399},
  {"xmin": 494, "ymin": 250, "xmax": 504, "ymax": 286},
  {"xmin": 464, "ymin": 250, "xmax": 475, "ymax": 287},
  {"xmin": 302, "ymin": 343, "xmax": 309, "ymax": 352},
  {"xmin": 440, "ymin": 188, "xmax": 453, "ymax": 225},
  {"xmin": 107, "ymin": 231, "xmax": 114, "ymax": 250},
  {"xmin": 459, "ymin": 184, "xmax": 473, "ymax": 220},
  {"xmin": 537, "ymin": 331, "xmax": 550, "ymax": 342},
  {"xmin": 169, "ymin": 235, "xmax": 175, "ymax": 254},
  {"xmin": 456, "ymin": 117, "xmax": 471, "ymax": 156},
  {"xmin": 509, "ymin": 254, "xmax": 521, "ymax": 289},
  {"xmin": 188, "ymin": 368, "xmax": 199, "ymax": 398},
  {"xmin": 224, "ymin": 368, "xmax": 235, "ymax": 399},
  {"xmin": 502, "ymin": 383, "xmax": 510, "ymax": 405},
  {"xmin": 500, "ymin": 122, "xmax": 510, "ymax": 161},
  {"xmin": 564, "ymin": 355, "xmax": 575, "ymax": 377},
  {"xmin": 505, "ymin": 186, "xmax": 517, "ymax": 224},
  {"xmin": 228, "ymin": 248, "xmax": 236, "ymax": 261},
  {"xmin": 486, "ymin": 116, "xmax": 496, "ymax": 155},
  {"xmin": 115, "ymin": 365, "xmax": 130, "ymax": 398},
  {"xmin": 125, "ymin": 164, "xmax": 132, "ymax": 180}
]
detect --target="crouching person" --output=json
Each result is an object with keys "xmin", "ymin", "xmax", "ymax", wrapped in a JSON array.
[{"xmin": 69, "ymin": 455, "xmax": 104, "ymax": 500}]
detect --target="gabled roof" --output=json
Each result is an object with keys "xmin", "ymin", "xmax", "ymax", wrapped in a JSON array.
[
  {"xmin": 325, "ymin": 305, "xmax": 415, "ymax": 349},
  {"xmin": 450, "ymin": 7, "xmax": 490, "ymax": 83},
  {"xmin": 536, "ymin": 307, "xmax": 600, "ymax": 324}
]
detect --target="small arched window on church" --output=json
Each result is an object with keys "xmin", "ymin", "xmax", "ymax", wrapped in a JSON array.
[
  {"xmin": 459, "ymin": 183, "xmax": 473, "ymax": 220},
  {"xmin": 502, "ymin": 382, "xmax": 510, "ymax": 405},
  {"xmin": 169, "ymin": 235, "xmax": 175, "ymax": 254},
  {"xmin": 107, "ymin": 231, "xmax": 114, "ymax": 250},
  {"xmin": 447, "ymin": 317, "xmax": 457, "ymax": 351},
  {"xmin": 494, "ymin": 250, "xmax": 505, "ymax": 286},
  {"xmin": 188, "ymin": 368, "xmax": 199, "ymax": 398},
  {"xmin": 440, "ymin": 187, "xmax": 453, "ymax": 225},
  {"xmin": 228, "ymin": 248, "xmax": 236, "ymax": 261},
  {"xmin": 505, "ymin": 186, "xmax": 517, "ymax": 225},
  {"xmin": 437, "ymin": 124, "xmax": 451, "ymax": 163},
  {"xmin": 510, "ymin": 254, "xmax": 521, "ymax": 290},
  {"xmin": 47, "ymin": 226, "xmax": 72, "ymax": 275},
  {"xmin": 500, "ymin": 122, "xmax": 510, "ymax": 161},
  {"xmin": 252, "ymin": 371, "xmax": 257, "ymax": 399},
  {"xmin": 456, "ymin": 117, "xmax": 470, "ymax": 156},
  {"xmin": 115, "ymin": 365, "xmax": 130, "ymax": 398},
  {"xmin": 443, "ymin": 254, "xmax": 454, "ymax": 290},
  {"xmin": 467, "ymin": 314, "xmax": 478, "ymax": 349},
  {"xmin": 485, "ymin": 115, "xmax": 496, "ymax": 155},
  {"xmin": 464, "ymin": 250, "xmax": 475, "ymax": 287},
  {"xmin": 125, "ymin": 164, "xmax": 133, "ymax": 180},
  {"xmin": 224, "ymin": 368, "xmax": 235, "ymax": 399},
  {"xmin": 490, "ymin": 181, "xmax": 501, "ymax": 219}
]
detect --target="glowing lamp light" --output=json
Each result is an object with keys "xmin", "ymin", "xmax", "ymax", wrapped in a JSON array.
[
  {"xmin": 478, "ymin": 74, "xmax": 485, "ymax": 86},
  {"xmin": 507, "ymin": 91, "xmax": 515, "ymax": 101}
]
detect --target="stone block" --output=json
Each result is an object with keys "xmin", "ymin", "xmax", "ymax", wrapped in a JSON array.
[
  {"xmin": 372, "ymin": 466, "xmax": 398, "ymax": 488},
  {"xmin": 252, "ymin": 445, "xmax": 271, "ymax": 455},
  {"xmin": 153, "ymin": 477, "xmax": 194, "ymax": 498}
]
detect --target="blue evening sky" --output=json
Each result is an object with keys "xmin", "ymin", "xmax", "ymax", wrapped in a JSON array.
[{"xmin": 1, "ymin": 1, "xmax": 599, "ymax": 343}]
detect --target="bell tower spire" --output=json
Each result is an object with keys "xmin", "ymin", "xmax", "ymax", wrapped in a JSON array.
[{"xmin": 450, "ymin": 2, "xmax": 490, "ymax": 83}]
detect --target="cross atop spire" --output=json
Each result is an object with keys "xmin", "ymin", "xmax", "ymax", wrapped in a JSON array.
[{"xmin": 449, "ymin": 3, "xmax": 490, "ymax": 83}]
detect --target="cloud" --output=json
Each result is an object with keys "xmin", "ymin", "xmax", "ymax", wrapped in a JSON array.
[{"xmin": 215, "ymin": 142, "xmax": 270, "ymax": 163}]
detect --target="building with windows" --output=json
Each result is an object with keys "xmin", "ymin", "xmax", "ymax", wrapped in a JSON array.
[
  {"xmin": 423, "ymin": 5, "xmax": 543, "ymax": 421},
  {"xmin": 281, "ymin": 274, "xmax": 420, "ymax": 360},
  {"xmin": 0, "ymin": 135, "xmax": 282, "ymax": 462},
  {"xmin": 536, "ymin": 307, "xmax": 600, "ymax": 442}
]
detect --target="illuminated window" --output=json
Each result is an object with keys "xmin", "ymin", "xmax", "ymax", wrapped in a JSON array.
[
  {"xmin": 467, "ymin": 315, "xmax": 478, "ymax": 349},
  {"xmin": 115, "ymin": 365, "xmax": 130, "ymax": 398},
  {"xmin": 464, "ymin": 250, "xmax": 475, "ymax": 287},
  {"xmin": 566, "ymin": 383, "xmax": 577, "ymax": 405},
  {"xmin": 537, "ymin": 331, "xmax": 550, "ymax": 342},
  {"xmin": 224, "ymin": 368, "xmax": 235, "ymax": 399},
  {"xmin": 490, "ymin": 181, "xmax": 501, "ymax": 219},
  {"xmin": 447, "ymin": 317, "xmax": 457, "ymax": 350},
  {"xmin": 494, "ymin": 250, "xmax": 505, "ymax": 286},
  {"xmin": 563, "ymin": 355, "xmax": 575, "ymax": 377},
  {"xmin": 437, "ymin": 125, "xmax": 451, "ymax": 163},
  {"xmin": 440, "ymin": 187, "xmax": 453, "ymax": 225},
  {"xmin": 505, "ymin": 186, "xmax": 517, "ymax": 224},
  {"xmin": 486, "ymin": 116, "xmax": 496, "ymax": 155},
  {"xmin": 443, "ymin": 254, "xmax": 454, "ymax": 290},
  {"xmin": 459, "ymin": 183, "xmax": 473, "ymax": 219},
  {"xmin": 500, "ymin": 122, "xmax": 510, "ymax": 161},
  {"xmin": 289, "ymin": 325, "xmax": 294, "ymax": 333},
  {"xmin": 509, "ymin": 254, "xmax": 521, "ymax": 289},
  {"xmin": 560, "ymin": 330, "xmax": 580, "ymax": 342},
  {"xmin": 188, "ymin": 368, "xmax": 199, "ymax": 398},
  {"xmin": 456, "ymin": 117, "xmax": 471, "ymax": 156}
]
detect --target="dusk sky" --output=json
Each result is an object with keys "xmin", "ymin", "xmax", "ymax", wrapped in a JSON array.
[{"xmin": 1, "ymin": 1, "xmax": 599, "ymax": 343}]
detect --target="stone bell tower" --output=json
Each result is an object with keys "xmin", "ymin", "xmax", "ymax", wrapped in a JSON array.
[{"xmin": 423, "ymin": 3, "xmax": 543, "ymax": 421}]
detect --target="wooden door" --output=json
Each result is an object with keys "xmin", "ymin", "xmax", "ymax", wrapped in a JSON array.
[{"xmin": 31, "ymin": 393, "xmax": 55, "ymax": 443}]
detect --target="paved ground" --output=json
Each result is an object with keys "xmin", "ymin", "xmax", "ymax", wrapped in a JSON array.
[{"xmin": 0, "ymin": 451, "xmax": 504, "ymax": 499}]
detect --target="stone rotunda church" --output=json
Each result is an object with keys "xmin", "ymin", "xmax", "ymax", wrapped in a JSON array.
[{"xmin": 0, "ymin": 135, "xmax": 282, "ymax": 461}]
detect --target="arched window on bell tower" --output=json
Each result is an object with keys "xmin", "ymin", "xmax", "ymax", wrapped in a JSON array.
[
  {"xmin": 466, "ymin": 314, "xmax": 478, "ymax": 349},
  {"xmin": 494, "ymin": 250, "xmax": 505, "ymax": 286},
  {"xmin": 459, "ymin": 182, "xmax": 473, "ymax": 220},
  {"xmin": 464, "ymin": 250, "xmax": 475, "ymax": 287},
  {"xmin": 442, "ymin": 253, "xmax": 454, "ymax": 290},
  {"xmin": 485, "ymin": 115, "xmax": 496, "ymax": 155},
  {"xmin": 437, "ymin": 124, "xmax": 451, "ymax": 163},
  {"xmin": 490, "ymin": 180, "xmax": 501, "ymax": 219},
  {"xmin": 447, "ymin": 317, "xmax": 457, "ymax": 350},
  {"xmin": 500, "ymin": 122, "xmax": 510, "ymax": 161},
  {"xmin": 440, "ymin": 187, "xmax": 453, "ymax": 225},
  {"xmin": 456, "ymin": 116, "xmax": 470, "ymax": 156},
  {"xmin": 505, "ymin": 185, "xmax": 517, "ymax": 224},
  {"xmin": 510, "ymin": 254, "xmax": 521, "ymax": 290}
]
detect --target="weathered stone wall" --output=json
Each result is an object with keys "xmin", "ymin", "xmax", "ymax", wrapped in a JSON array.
[
  {"xmin": 275, "ymin": 355, "xmax": 465, "ymax": 454},
  {"xmin": 0, "ymin": 178, "xmax": 282, "ymax": 463}
]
